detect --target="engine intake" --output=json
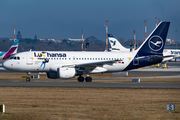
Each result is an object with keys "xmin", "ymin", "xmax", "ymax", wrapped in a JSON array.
[{"xmin": 47, "ymin": 72, "xmax": 59, "ymax": 79}]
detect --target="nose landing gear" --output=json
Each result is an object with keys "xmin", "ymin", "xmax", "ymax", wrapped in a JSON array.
[
  {"xmin": 26, "ymin": 77, "xmax": 31, "ymax": 82},
  {"xmin": 26, "ymin": 72, "xmax": 31, "ymax": 82}
]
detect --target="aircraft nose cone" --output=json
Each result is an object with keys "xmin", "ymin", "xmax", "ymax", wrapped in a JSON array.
[{"xmin": 2, "ymin": 60, "xmax": 12, "ymax": 70}]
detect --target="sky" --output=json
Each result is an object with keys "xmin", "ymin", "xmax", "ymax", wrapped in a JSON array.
[{"xmin": 0, "ymin": 0, "xmax": 180, "ymax": 42}]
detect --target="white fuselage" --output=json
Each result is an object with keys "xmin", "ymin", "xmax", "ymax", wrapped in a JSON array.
[{"xmin": 3, "ymin": 51, "xmax": 136, "ymax": 73}]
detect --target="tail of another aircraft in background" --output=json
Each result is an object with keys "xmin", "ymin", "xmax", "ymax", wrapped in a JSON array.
[
  {"xmin": 108, "ymin": 34, "xmax": 129, "ymax": 52},
  {"xmin": 1, "ymin": 40, "xmax": 19, "ymax": 60}
]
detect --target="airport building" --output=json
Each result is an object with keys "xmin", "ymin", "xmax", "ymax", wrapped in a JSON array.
[
  {"xmin": 68, "ymin": 38, "xmax": 84, "ymax": 42},
  {"xmin": 166, "ymin": 38, "xmax": 175, "ymax": 45}
]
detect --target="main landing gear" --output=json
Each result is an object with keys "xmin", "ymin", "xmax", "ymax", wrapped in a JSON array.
[{"xmin": 77, "ymin": 75, "xmax": 92, "ymax": 82}]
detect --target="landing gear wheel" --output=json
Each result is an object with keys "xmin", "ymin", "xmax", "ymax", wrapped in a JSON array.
[
  {"xmin": 85, "ymin": 77, "xmax": 92, "ymax": 82},
  {"xmin": 78, "ymin": 76, "xmax": 84, "ymax": 82},
  {"xmin": 26, "ymin": 72, "xmax": 31, "ymax": 82},
  {"xmin": 26, "ymin": 77, "xmax": 31, "ymax": 82}
]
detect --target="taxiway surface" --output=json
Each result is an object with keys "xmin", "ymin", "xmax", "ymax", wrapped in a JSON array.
[{"xmin": 0, "ymin": 80, "xmax": 180, "ymax": 89}]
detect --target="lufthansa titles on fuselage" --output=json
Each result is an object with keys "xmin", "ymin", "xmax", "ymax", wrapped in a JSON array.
[{"xmin": 34, "ymin": 52, "xmax": 67, "ymax": 57}]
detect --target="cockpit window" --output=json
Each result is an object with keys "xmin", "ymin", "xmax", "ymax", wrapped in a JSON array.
[{"xmin": 10, "ymin": 56, "xmax": 20, "ymax": 60}]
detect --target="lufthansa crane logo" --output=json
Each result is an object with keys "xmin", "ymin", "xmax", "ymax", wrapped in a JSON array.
[{"xmin": 148, "ymin": 35, "xmax": 164, "ymax": 51}]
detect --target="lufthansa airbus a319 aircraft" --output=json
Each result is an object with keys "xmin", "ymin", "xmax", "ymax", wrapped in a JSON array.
[{"xmin": 3, "ymin": 22, "xmax": 170, "ymax": 82}]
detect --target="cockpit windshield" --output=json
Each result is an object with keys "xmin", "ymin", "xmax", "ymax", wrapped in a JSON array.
[{"xmin": 10, "ymin": 56, "xmax": 20, "ymax": 60}]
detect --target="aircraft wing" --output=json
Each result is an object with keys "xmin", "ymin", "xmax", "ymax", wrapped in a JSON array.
[
  {"xmin": 62, "ymin": 60, "xmax": 121, "ymax": 68},
  {"xmin": 76, "ymin": 60, "xmax": 120, "ymax": 67},
  {"xmin": 62, "ymin": 60, "xmax": 121, "ymax": 73}
]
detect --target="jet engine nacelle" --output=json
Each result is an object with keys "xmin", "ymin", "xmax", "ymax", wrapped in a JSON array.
[
  {"xmin": 58, "ymin": 67, "xmax": 76, "ymax": 78},
  {"xmin": 47, "ymin": 72, "xmax": 59, "ymax": 79},
  {"xmin": 47, "ymin": 67, "xmax": 76, "ymax": 79}
]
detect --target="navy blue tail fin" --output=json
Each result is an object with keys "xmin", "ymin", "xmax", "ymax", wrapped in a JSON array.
[{"xmin": 137, "ymin": 22, "xmax": 170, "ymax": 55}]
